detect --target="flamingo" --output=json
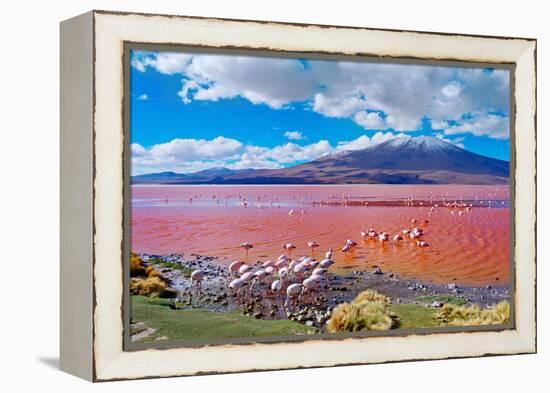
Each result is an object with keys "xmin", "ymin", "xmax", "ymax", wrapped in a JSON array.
[
  {"xmin": 320, "ymin": 258, "xmax": 334, "ymax": 269},
  {"xmin": 416, "ymin": 240, "xmax": 430, "ymax": 248},
  {"xmin": 275, "ymin": 258, "xmax": 288, "ymax": 269},
  {"xmin": 228, "ymin": 278, "xmax": 247, "ymax": 303},
  {"xmin": 265, "ymin": 266, "xmax": 275, "ymax": 275},
  {"xmin": 302, "ymin": 275, "xmax": 321, "ymax": 303},
  {"xmin": 393, "ymin": 234, "xmax": 403, "ymax": 242},
  {"xmin": 360, "ymin": 231, "xmax": 368, "ymax": 240},
  {"xmin": 367, "ymin": 229, "xmax": 378, "ymax": 239},
  {"xmin": 284, "ymin": 283, "xmax": 303, "ymax": 310},
  {"xmin": 341, "ymin": 243, "xmax": 352, "ymax": 253},
  {"xmin": 271, "ymin": 279, "xmax": 283, "ymax": 296},
  {"xmin": 307, "ymin": 240, "xmax": 320, "ymax": 254},
  {"xmin": 294, "ymin": 261, "xmax": 309, "ymax": 279},
  {"xmin": 228, "ymin": 260, "xmax": 243, "ymax": 283},
  {"xmin": 325, "ymin": 248, "xmax": 333, "ymax": 259},
  {"xmin": 250, "ymin": 269, "xmax": 268, "ymax": 294},
  {"xmin": 238, "ymin": 264, "xmax": 251, "ymax": 274},
  {"xmin": 262, "ymin": 260, "xmax": 274, "ymax": 268},
  {"xmin": 240, "ymin": 242, "xmax": 253, "ymax": 259},
  {"xmin": 283, "ymin": 243, "xmax": 296, "ymax": 257},
  {"xmin": 378, "ymin": 232, "xmax": 390, "ymax": 243},
  {"xmin": 190, "ymin": 269, "xmax": 205, "ymax": 293},
  {"xmin": 346, "ymin": 239, "xmax": 358, "ymax": 248}
]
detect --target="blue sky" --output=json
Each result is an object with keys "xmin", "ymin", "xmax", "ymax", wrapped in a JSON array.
[{"xmin": 130, "ymin": 50, "xmax": 510, "ymax": 175}]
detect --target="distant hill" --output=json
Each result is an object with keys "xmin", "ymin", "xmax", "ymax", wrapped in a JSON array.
[
  {"xmin": 132, "ymin": 136, "xmax": 509, "ymax": 185},
  {"xmin": 132, "ymin": 167, "xmax": 256, "ymax": 184}
]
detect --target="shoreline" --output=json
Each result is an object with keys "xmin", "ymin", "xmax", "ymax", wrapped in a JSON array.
[{"xmin": 131, "ymin": 252, "xmax": 510, "ymax": 341}]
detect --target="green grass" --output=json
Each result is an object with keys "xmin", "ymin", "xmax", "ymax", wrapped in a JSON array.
[
  {"xmin": 389, "ymin": 304, "xmax": 438, "ymax": 329},
  {"xmin": 415, "ymin": 294, "xmax": 468, "ymax": 306},
  {"xmin": 150, "ymin": 258, "xmax": 194, "ymax": 277},
  {"xmin": 130, "ymin": 296, "xmax": 318, "ymax": 343}
]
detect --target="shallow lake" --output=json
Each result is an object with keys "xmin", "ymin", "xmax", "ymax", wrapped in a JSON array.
[{"xmin": 131, "ymin": 184, "xmax": 510, "ymax": 286}]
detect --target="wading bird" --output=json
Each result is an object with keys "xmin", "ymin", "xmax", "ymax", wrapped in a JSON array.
[
  {"xmin": 190, "ymin": 269, "xmax": 205, "ymax": 293},
  {"xmin": 283, "ymin": 243, "xmax": 296, "ymax": 257},
  {"xmin": 240, "ymin": 242, "xmax": 253, "ymax": 259},
  {"xmin": 307, "ymin": 240, "xmax": 320, "ymax": 254}
]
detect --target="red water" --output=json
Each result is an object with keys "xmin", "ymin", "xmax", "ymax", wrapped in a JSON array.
[{"xmin": 131, "ymin": 185, "xmax": 510, "ymax": 286}]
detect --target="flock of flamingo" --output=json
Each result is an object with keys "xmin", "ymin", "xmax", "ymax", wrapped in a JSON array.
[{"xmin": 187, "ymin": 216, "xmax": 436, "ymax": 311}]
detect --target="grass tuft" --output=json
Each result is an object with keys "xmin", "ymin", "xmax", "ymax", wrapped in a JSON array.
[
  {"xmin": 327, "ymin": 289, "xmax": 397, "ymax": 332},
  {"xmin": 130, "ymin": 277, "xmax": 167, "ymax": 297},
  {"xmin": 436, "ymin": 301, "xmax": 510, "ymax": 326},
  {"xmin": 352, "ymin": 289, "xmax": 391, "ymax": 304}
]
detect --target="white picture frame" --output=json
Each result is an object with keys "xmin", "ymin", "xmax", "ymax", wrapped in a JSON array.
[{"xmin": 60, "ymin": 10, "xmax": 536, "ymax": 381}]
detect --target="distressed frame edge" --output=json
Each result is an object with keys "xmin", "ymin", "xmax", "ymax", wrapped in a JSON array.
[
  {"xmin": 89, "ymin": 11, "xmax": 537, "ymax": 381},
  {"xmin": 59, "ymin": 11, "xmax": 95, "ymax": 381}
]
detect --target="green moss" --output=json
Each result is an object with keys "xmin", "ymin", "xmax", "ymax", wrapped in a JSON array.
[
  {"xmin": 415, "ymin": 295, "xmax": 468, "ymax": 306},
  {"xmin": 130, "ymin": 296, "xmax": 318, "ymax": 343},
  {"xmin": 149, "ymin": 258, "xmax": 194, "ymax": 277},
  {"xmin": 389, "ymin": 304, "xmax": 438, "ymax": 329}
]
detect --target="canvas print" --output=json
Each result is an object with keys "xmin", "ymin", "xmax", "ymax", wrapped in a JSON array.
[{"xmin": 128, "ymin": 49, "xmax": 512, "ymax": 345}]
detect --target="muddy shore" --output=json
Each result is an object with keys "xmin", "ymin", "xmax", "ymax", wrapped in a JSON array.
[{"xmin": 136, "ymin": 252, "xmax": 510, "ymax": 332}]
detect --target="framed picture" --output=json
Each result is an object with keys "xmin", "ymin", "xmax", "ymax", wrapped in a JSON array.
[{"xmin": 60, "ymin": 10, "xmax": 537, "ymax": 381}]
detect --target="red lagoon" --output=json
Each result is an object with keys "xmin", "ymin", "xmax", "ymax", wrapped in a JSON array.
[{"xmin": 131, "ymin": 184, "xmax": 510, "ymax": 286}]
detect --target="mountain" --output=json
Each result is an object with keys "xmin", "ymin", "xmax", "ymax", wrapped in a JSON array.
[
  {"xmin": 132, "ymin": 167, "xmax": 255, "ymax": 184},
  {"xmin": 132, "ymin": 136, "xmax": 509, "ymax": 185}
]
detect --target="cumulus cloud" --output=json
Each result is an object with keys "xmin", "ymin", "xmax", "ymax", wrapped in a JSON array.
[
  {"xmin": 284, "ymin": 131, "xmax": 306, "ymax": 140},
  {"xmin": 353, "ymin": 112, "xmax": 386, "ymax": 129},
  {"xmin": 433, "ymin": 133, "xmax": 465, "ymax": 149},
  {"xmin": 442, "ymin": 112, "xmax": 509, "ymax": 140},
  {"xmin": 131, "ymin": 51, "xmax": 510, "ymax": 139},
  {"xmin": 336, "ymin": 132, "xmax": 402, "ymax": 151},
  {"xmin": 131, "ymin": 134, "xmax": 399, "ymax": 174}
]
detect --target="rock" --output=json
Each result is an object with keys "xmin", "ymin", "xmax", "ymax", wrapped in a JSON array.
[
  {"xmin": 373, "ymin": 268, "xmax": 384, "ymax": 275},
  {"xmin": 159, "ymin": 287, "xmax": 179, "ymax": 299},
  {"xmin": 447, "ymin": 283, "xmax": 458, "ymax": 290}
]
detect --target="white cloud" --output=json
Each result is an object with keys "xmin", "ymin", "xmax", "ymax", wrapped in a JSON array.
[
  {"xmin": 132, "ymin": 137, "xmax": 336, "ymax": 174},
  {"xmin": 150, "ymin": 136, "xmax": 244, "ymax": 162},
  {"xmin": 433, "ymin": 133, "xmax": 465, "ymax": 149},
  {"xmin": 137, "ymin": 94, "xmax": 148, "ymax": 101},
  {"xmin": 353, "ymin": 111, "xmax": 386, "ymax": 129},
  {"xmin": 430, "ymin": 119, "xmax": 449, "ymax": 130},
  {"xmin": 131, "ymin": 51, "xmax": 510, "ymax": 139},
  {"xmin": 337, "ymin": 132, "xmax": 400, "ymax": 151},
  {"xmin": 284, "ymin": 131, "xmax": 306, "ymax": 140},
  {"xmin": 442, "ymin": 113, "xmax": 509, "ymax": 140}
]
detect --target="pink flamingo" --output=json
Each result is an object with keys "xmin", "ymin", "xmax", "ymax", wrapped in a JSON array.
[
  {"xmin": 227, "ymin": 260, "xmax": 244, "ymax": 284},
  {"xmin": 262, "ymin": 260, "xmax": 274, "ymax": 268},
  {"xmin": 416, "ymin": 240, "xmax": 430, "ymax": 248},
  {"xmin": 240, "ymin": 242, "xmax": 253, "ymax": 259},
  {"xmin": 307, "ymin": 240, "xmax": 320, "ymax": 254},
  {"xmin": 393, "ymin": 234, "xmax": 403, "ymax": 242},
  {"xmin": 302, "ymin": 275, "xmax": 321, "ymax": 303},
  {"xmin": 238, "ymin": 264, "xmax": 251, "ymax": 274},
  {"xmin": 271, "ymin": 279, "xmax": 283, "ymax": 296},
  {"xmin": 378, "ymin": 232, "xmax": 390, "ymax": 244},
  {"xmin": 283, "ymin": 243, "xmax": 296, "ymax": 257},
  {"xmin": 284, "ymin": 283, "xmax": 303, "ymax": 310},
  {"xmin": 320, "ymin": 258, "xmax": 334, "ymax": 269},
  {"xmin": 190, "ymin": 269, "xmax": 205, "ymax": 293},
  {"xmin": 325, "ymin": 248, "xmax": 333, "ymax": 259}
]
